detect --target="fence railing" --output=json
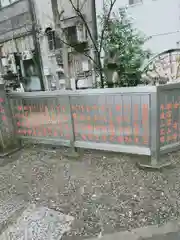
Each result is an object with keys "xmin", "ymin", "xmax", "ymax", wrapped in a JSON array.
[{"xmin": 3, "ymin": 82, "xmax": 180, "ymax": 168}]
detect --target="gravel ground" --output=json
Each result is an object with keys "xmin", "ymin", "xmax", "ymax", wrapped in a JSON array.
[{"xmin": 0, "ymin": 146, "xmax": 180, "ymax": 239}]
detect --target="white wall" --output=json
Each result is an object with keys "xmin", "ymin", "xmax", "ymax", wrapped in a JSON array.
[{"xmin": 95, "ymin": 0, "xmax": 180, "ymax": 55}]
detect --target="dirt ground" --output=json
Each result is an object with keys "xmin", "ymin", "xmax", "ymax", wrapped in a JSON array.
[{"xmin": 0, "ymin": 146, "xmax": 180, "ymax": 239}]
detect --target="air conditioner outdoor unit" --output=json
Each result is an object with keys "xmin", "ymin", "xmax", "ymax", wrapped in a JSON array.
[
  {"xmin": 1, "ymin": 57, "xmax": 8, "ymax": 67},
  {"xmin": 22, "ymin": 50, "xmax": 33, "ymax": 60},
  {"xmin": 7, "ymin": 53, "xmax": 17, "ymax": 74},
  {"xmin": 76, "ymin": 23, "xmax": 87, "ymax": 43},
  {"xmin": 68, "ymin": 47, "xmax": 74, "ymax": 53}
]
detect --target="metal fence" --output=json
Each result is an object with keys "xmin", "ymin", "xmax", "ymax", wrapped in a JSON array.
[{"xmin": 6, "ymin": 82, "xmax": 180, "ymax": 168}]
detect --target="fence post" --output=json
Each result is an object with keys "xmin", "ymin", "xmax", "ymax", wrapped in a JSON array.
[
  {"xmin": 63, "ymin": 95, "xmax": 80, "ymax": 158},
  {"xmin": 150, "ymin": 89, "xmax": 161, "ymax": 167},
  {"xmin": 139, "ymin": 87, "xmax": 171, "ymax": 169},
  {"xmin": 0, "ymin": 84, "xmax": 20, "ymax": 157}
]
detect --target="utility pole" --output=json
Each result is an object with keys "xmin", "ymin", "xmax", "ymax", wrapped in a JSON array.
[{"xmin": 28, "ymin": 0, "xmax": 45, "ymax": 90}]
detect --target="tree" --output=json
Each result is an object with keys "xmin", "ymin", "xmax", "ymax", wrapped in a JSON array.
[
  {"xmin": 51, "ymin": 0, "xmax": 117, "ymax": 89},
  {"xmin": 101, "ymin": 7, "xmax": 151, "ymax": 87},
  {"xmin": 38, "ymin": 0, "xmax": 150, "ymax": 89}
]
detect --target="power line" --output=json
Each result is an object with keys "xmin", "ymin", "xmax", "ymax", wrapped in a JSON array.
[{"xmin": 146, "ymin": 30, "xmax": 180, "ymax": 41}]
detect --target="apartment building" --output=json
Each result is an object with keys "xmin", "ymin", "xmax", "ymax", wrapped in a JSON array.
[
  {"xmin": 0, "ymin": 0, "xmax": 44, "ymax": 91},
  {"xmin": 0, "ymin": 0, "xmax": 95, "ymax": 91},
  {"xmin": 95, "ymin": 0, "xmax": 180, "ymax": 55},
  {"xmin": 34, "ymin": 0, "xmax": 95, "ymax": 90}
]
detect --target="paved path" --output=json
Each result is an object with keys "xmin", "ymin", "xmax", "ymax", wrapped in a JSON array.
[
  {"xmin": 144, "ymin": 232, "xmax": 180, "ymax": 240},
  {"xmin": 1, "ymin": 195, "xmax": 180, "ymax": 240},
  {"xmin": 88, "ymin": 221, "xmax": 180, "ymax": 240},
  {"xmin": 0, "ymin": 196, "xmax": 74, "ymax": 240}
]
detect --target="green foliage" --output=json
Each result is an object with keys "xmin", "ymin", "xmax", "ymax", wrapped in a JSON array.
[{"xmin": 100, "ymin": 8, "xmax": 151, "ymax": 87}]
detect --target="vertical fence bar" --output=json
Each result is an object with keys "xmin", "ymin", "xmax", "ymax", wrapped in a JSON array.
[
  {"xmin": 63, "ymin": 95, "xmax": 79, "ymax": 158},
  {"xmin": 150, "ymin": 88, "xmax": 160, "ymax": 166}
]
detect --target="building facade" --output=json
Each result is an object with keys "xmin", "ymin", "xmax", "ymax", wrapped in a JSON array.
[
  {"xmin": 34, "ymin": 0, "xmax": 95, "ymax": 90},
  {"xmin": 0, "ymin": 0, "xmax": 45, "ymax": 91},
  {"xmin": 0, "ymin": 0, "xmax": 97, "ymax": 91}
]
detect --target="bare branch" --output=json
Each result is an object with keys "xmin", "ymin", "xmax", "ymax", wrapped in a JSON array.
[
  {"xmin": 68, "ymin": 0, "xmax": 99, "ymax": 53},
  {"xmin": 99, "ymin": 0, "xmax": 116, "ymax": 54},
  {"xmin": 83, "ymin": 51, "xmax": 99, "ymax": 67},
  {"xmin": 79, "ymin": 0, "xmax": 88, "ymax": 11}
]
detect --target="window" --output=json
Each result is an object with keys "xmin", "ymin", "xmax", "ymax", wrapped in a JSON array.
[
  {"xmin": 0, "ymin": 0, "xmax": 18, "ymax": 8},
  {"xmin": 129, "ymin": 0, "xmax": 142, "ymax": 5},
  {"xmin": 46, "ymin": 29, "xmax": 62, "ymax": 51}
]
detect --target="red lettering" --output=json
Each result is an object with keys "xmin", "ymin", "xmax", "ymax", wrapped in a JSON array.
[
  {"xmin": 167, "ymin": 119, "xmax": 172, "ymax": 126},
  {"xmin": 62, "ymin": 106, "xmax": 66, "ymax": 112},
  {"xmin": 2, "ymin": 115, "xmax": 6, "ymax": 121},
  {"xmin": 173, "ymin": 122, "xmax": 178, "ymax": 130},
  {"xmin": 81, "ymin": 134, "xmax": 87, "ymax": 140},
  {"xmin": 160, "ymin": 136, "xmax": 165, "ymax": 143},
  {"xmin": 166, "ymin": 103, "xmax": 172, "ymax": 110},
  {"xmin": 143, "ymin": 104, "xmax": 148, "ymax": 109},
  {"xmin": 166, "ymin": 111, "xmax": 172, "ymax": 118},
  {"xmin": 73, "ymin": 113, "xmax": 77, "ymax": 119},
  {"xmin": 17, "ymin": 121, "xmax": 21, "ymax": 127},
  {"xmin": 172, "ymin": 133, "xmax": 178, "ymax": 141},
  {"xmin": 28, "ymin": 129, "xmax": 32, "ymax": 135},
  {"xmin": 80, "ymin": 115, "xmax": 85, "ymax": 121},
  {"xmin": 47, "ymin": 128, "xmax": 52, "ymax": 136},
  {"xmin": 167, "ymin": 135, "xmax": 172, "ymax": 142},
  {"xmin": 160, "ymin": 128, "xmax": 165, "ymax": 135},
  {"xmin": 0, "ymin": 107, "xmax": 4, "ymax": 113},
  {"xmin": 92, "ymin": 105, "xmax": 98, "ymax": 110},
  {"xmin": 160, "ymin": 112, "xmax": 165, "ymax": 119},
  {"xmin": 33, "ymin": 129, "xmax": 36, "ymax": 136},
  {"xmin": 124, "ymin": 136, "xmax": 130, "ymax": 143},
  {"xmin": 174, "ymin": 102, "xmax": 179, "ymax": 109},
  {"xmin": 134, "ymin": 137, "xmax": 139, "ymax": 144},
  {"xmin": 116, "ymin": 116, "xmax": 122, "ymax": 122},
  {"xmin": 101, "ymin": 105, "xmax": 106, "ymax": 111},
  {"xmin": 86, "ymin": 106, "xmax": 90, "ymax": 112},
  {"xmin": 117, "ymin": 136, "xmax": 123, "ymax": 143},
  {"xmin": 167, "ymin": 128, "xmax": 171, "ymax": 134},
  {"xmin": 43, "ymin": 128, "xmax": 47, "ymax": 136},
  {"xmin": 116, "ymin": 105, "xmax": 121, "ymax": 111},
  {"xmin": 160, "ymin": 104, "xmax": 164, "ymax": 110},
  {"xmin": 143, "ymin": 137, "xmax": 149, "ymax": 145},
  {"xmin": 102, "ymin": 135, "xmax": 107, "ymax": 141}
]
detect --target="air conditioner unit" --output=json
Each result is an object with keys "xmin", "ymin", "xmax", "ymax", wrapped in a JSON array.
[
  {"xmin": 76, "ymin": 23, "xmax": 87, "ymax": 43},
  {"xmin": 7, "ymin": 53, "xmax": 17, "ymax": 74},
  {"xmin": 82, "ymin": 60, "xmax": 90, "ymax": 71},
  {"xmin": 68, "ymin": 47, "xmax": 74, "ymax": 53},
  {"xmin": 1, "ymin": 57, "xmax": 8, "ymax": 67},
  {"xmin": 22, "ymin": 50, "xmax": 33, "ymax": 60}
]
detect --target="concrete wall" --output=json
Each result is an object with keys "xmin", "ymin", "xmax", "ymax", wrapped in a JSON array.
[{"xmin": 95, "ymin": 0, "xmax": 180, "ymax": 55}]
